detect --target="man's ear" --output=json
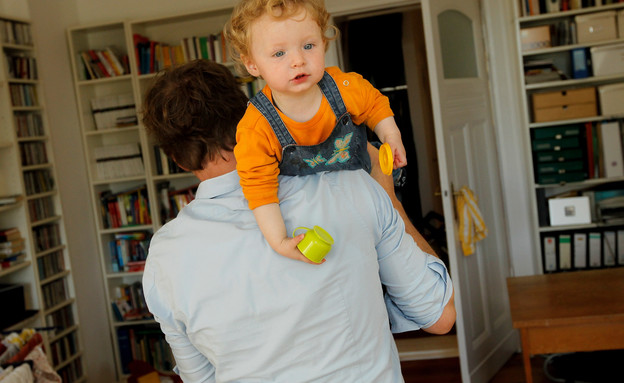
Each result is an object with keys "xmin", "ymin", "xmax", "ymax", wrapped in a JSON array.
[{"xmin": 242, "ymin": 55, "xmax": 260, "ymax": 77}]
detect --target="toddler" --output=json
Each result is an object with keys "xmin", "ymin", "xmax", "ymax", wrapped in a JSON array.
[{"xmin": 224, "ymin": 0, "xmax": 407, "ymax": 263}]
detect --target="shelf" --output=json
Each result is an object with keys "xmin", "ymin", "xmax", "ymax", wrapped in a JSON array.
[
  {"xmin": 529, "ymin": 115, "xmax": 624, "ymax": 128},
  {"xmin": 35, "ymin": 244, "xmax": 66, "ymax": 258},
  {"xmin": 518, "ymin": 3, "xmax": 624, "ymax": 23},
  {"xmin": 76, "ymin": 74, "xmax": 132, "ymax": 87},
  {"xmin": 106, "ymin": 271, "xmax": 144, "ymax": 279},
  {"xmin": 525, "ymin": 73, "xmax": 624, "ymax": 91},
  {"xmin": 535, "ymin": 175, "xmax": 624, "ymax": 189},
  {"xmin": 522, "ymin": 37, "xmax": 624, "ymax": 56},
  {"xmin": 40, "ymin": 269, "xmax": 71, "ymax": 285},
  {"xmin": 44, "ymin": 298, "xmax": 76, "ymax": 317},
  {"xmin": 0, "ymin": 42, "xmax": 34, "ymax": 51},
  {"xmin": 17, "ymin": 135, "xmax": 48, "ymax": 142},
  {"xmin": 1, "ymin": 310, "xmax": 40, "ymax": 332},
  {"xmin": 0, "ymin": 260, "xmax": 31, "ymax": 278},
  {"xmin": 84, "ymin": 125, "xmax": 140, "ymax": 137}
]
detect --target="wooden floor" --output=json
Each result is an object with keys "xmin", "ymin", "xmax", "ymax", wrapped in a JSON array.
[{"xmin": 401, "ymin": 352, "xmax": 551, "ymax": 383}]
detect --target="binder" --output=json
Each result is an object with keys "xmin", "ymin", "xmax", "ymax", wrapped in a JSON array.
[
  {"xmin": 604, "ymin": 231, "xmax": 616, "ymax": 266},
  {"xmin": 598, "ymin": 122, "xmax": 624, "ymax": 178},
  {"xmin": 559, "ymin": 235, "xmax": 572, "ymax": 270},
  {"xmin": 617, "ymin": 230, "xmax": 624, "ymax": 265},
  {"xmin": 543, "ymin": 236, "xmax": 557, "ymax": 272},
  {"xmin": 573, "ymin": 233, "xmax": 587, "ymax": 269},
  {"xmin": 589, "ymin": 232, "xmax": 602, "ymax": 267}
]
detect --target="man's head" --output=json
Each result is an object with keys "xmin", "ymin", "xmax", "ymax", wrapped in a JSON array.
[
  {"xmin": 142, "ymin": 59, "xmax": 248, "ymax": 171},
  {"xmin": 224, "ymin": 0, "xmax": 337, "ymax": 77}
]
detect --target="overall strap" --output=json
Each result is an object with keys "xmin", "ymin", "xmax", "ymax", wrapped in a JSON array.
[
  {"xmin": 317, "ymin": 71, "xmax": 348, "ymax": 119},
  {"xmin": 249, "ymin": 92, "xmax": 297, "ymax": 147}
]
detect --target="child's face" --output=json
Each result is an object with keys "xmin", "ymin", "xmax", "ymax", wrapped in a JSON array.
[{"xmin": 243, "ymin": 7, "xmax": 326, "ymax": 98}]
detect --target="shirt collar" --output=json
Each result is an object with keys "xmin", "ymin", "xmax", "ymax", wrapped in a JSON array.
[{"xmin": 195, "ymin": 170, "xmax": 240, "ymax": 200}]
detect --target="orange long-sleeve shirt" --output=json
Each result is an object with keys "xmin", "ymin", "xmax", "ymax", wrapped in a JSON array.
[{"xmin": 234, "ymin": 66, "xmax": 394, "ymax": 210}]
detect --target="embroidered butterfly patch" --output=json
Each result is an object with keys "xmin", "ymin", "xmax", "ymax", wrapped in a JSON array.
[
  {"xmin": 326, "ymin": 133, "xmax": 353, "ymax": 165},
  {"xmin": 303, "ymin": 154, "xmax": 327, "ymax": 168}
]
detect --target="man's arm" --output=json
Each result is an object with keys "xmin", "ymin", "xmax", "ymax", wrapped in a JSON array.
[{"xmin": 367, "ymin": 143, "xmax": 456, "ymax": 334}]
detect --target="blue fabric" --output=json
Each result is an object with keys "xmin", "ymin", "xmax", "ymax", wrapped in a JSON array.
[
  {"xmin": 143, "ymin": 169, "xmax": 452, "ymax": 382},
  {"xmin": 250, "ymin": 71, "xmax": 371, "ymax": 176}
]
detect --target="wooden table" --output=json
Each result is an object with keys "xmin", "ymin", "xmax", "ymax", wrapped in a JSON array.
[{"xmin": 506, "ymin": 268, "xmax": 624, "ymax": 383}]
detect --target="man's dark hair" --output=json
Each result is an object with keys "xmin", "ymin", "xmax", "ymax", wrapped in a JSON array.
[{"xmin": 142, "ymin": 59, "xmax": 248, "ymax": 171}]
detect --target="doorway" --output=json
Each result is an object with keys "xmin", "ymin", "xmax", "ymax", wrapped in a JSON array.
[
  {"xmin": 334, "ymin": 7, "xmax": 447, "ymax": 266},
  {"xmin": 333, "ymin": 5, "xmax": 457, "ymax": 368}
]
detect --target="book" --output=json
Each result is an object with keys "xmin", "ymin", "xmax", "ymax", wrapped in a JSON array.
[
  {"xmin": 589, "ymin": 232, "xmax": 602, "ymax": 267},
  {"xmin": 105, "ymin": 47, "xmax": 125, "ymax": 75},
  {"xmin": 543, "ymin": 236, "xmax": 557, "ymax": 272},
  {"xmin": 618, "ymin": 230, "xmax": 624, "ymax": 265},
  {"xmin": 0, "ymin": 227, "xmax": 20, "ymax": 241},
  {"xmin": 559, "ymin": 234, "xmax": 572, "ymax": 270},
  {"xmin": 0, "ymin": 195, "xmax": 22, "ymax": 205},
  {"xmin": 585, "ymin": 123, "xmax": 594, "ymax": 179},
  {"xmin": 598, "ymin": 122, "xmax": 624, "ymax": 178},
  {"xmin": 573, "ymin": 233, "xmax": 587, "ymax": 268},
  {"xmin": 603, "ymin": 231, "xmax": 616, "ymax": 266}
]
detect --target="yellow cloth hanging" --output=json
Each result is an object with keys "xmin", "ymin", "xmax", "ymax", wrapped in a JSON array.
[{"xmin": 456, "ymin": 186, "xmax": 488, "ymax": 256}]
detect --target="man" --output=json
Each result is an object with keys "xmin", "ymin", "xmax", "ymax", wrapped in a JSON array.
[{"xmin": 142, "ymin": 59, "xmax": 455, "ymax": 382}]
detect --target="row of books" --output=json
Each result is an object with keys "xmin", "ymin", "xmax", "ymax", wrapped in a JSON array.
[
  {"xmin": 79, "ymin": 47, "xmax": 129, "ymax": 80},
  {"xmin": 108, "ymin": 232, "xmax": 150, "ymax": 273},
  {"xmin": 45, "ymin": 305, "xmax": 74, "ymax": 337},
  {"xmin": 238, "ymin": 75, "xmax": 265, "ymax": 98},
  {"xmin": 99, "ymin": 186, "xmax": 152, "ymax": 229},
  {"xmin": 117, "ymin": 326, "xmax": 174, "ymax": 374},
  {"xmin": 49, "ymin": 331, "xmax": 79, "ymax": 367},
  {"xmin": 0, "ymin": 228, "xmax": 26, "ymax": 270},
  {"xmin": 90, "ymin": 93, "xmax": 137, "ymax": 130},
  {"xmin": 14, "ymin": 112, "xmax": 44, "ymax": 138},
  {"xmin": 152, "ymin": 146, "xmax": 185, "ymax": 176},
  {"xmin": 542, "ymin": 229, "xmax": 624, "ymax": 272},
  {"xmin": 19, "ymin": 141, "xmax": 48, "ymax": 167},
  {"xmin": 32, "ymin": 223, "xmax": 61, "ymax": 253},
  {"xmin": 93, "ymin": 143, "xmax": 144, "ymax": 180},
  {"xmin": 41, "ymin": 277, "xmax": 68, "ymax": 310},
  {"xmin": 521, "ymin": 0, "xmax": 622, "ymax": 16},
  {"xmin": 37, "ymin": 250, "xmax": 65, "ymax": 281},
  {"xmin": 132, "ymin": 31, "xmax": 231, "ymax": 75},
  {"xmin": 28, "ymin": 196, "xmax": 55, "ymax": 223},
  {"xmin": 157, "ymin": 182, "xmax": 198, "ymax": 224},
  {"xmin": 9, "ymin": 84, "xmax": 38, "ymax": 107},
  {"xmin": 23, "ymin": 169, "xmax": 54, "ymax": 196},
  {"xmin": 57, "ymin": 358, "xmax": 83, "ymax": 382},
  {"xmin": 111, "ymin": 281, "xmax": 151, "ymax": 322},
  {"xmin": 6, "ymin": 54, "xmax": 37, "ymax": 80},
  {"xmin": 0, "ymin": 19, "xmax": 32, "ymax": 45}
]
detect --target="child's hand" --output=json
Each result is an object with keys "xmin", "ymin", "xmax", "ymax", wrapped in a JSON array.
[
  {"xmin": 277, "ymin": 234, "xmax": 325, "ymax": 264},
  {"xmin": 385, "ymin": 136, "xmax": 407, "ymax": 169}
]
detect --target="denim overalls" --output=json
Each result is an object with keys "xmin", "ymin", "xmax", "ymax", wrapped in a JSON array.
[{"xmin": 249, "ymin": 71, "xmax": 371, "ymax": 176}]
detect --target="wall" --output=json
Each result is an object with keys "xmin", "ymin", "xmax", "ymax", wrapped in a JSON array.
[{"xmin": 23, "ymin": 0, "xmax": 535, "ymax": 381}]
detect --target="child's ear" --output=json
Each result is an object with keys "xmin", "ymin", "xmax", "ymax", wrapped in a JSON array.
[{"xmin": 242, "ymin": 55, "xmax": 260, "ymax": 77}]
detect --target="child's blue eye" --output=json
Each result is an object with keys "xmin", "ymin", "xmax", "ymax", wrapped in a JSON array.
[
  {"xmin": 274, "ymin": 51, "xmax": 285, "ymax": 57},
  {"xmin": 303, "ymin": 43, "xmax": 313, "ymax": 50}
]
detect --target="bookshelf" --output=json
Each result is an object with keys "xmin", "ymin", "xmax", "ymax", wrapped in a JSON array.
[
  {"xmin": 0, "ymin": 14, "xmax": 85, "ymax": 382},
  {"xmin": 514, "ymin": 1, "xmax": 624, "ymax": 273},
  {"xmin": 66, "ymin": 6, "xmax": 263, "ymax": 380}
]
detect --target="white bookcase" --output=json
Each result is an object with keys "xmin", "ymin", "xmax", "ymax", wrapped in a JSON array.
[
  {"xmin": 0, "ymin": 13, "xmax": 85, "ymax": 382},
  {"xmin": 66, "ymin": 6, "xmax": 264, "ymax": 380},
  {"xmin": 514, "ymin": 1, "xmax": 624, "ymax": 274}
]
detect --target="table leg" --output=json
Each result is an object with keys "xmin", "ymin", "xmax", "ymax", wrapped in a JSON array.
[{"xmin": 520, "ymin": 328, "xmax": 533, "ymax": 383}]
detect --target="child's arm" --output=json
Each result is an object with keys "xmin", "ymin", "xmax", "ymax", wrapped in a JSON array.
[
  {"xmin": 374, "ymin": 117, "xmax": 407, "ymax": 169},
  {"xmin": 253, "ymin": 203, "xmax": 321, "ymax": 264}
]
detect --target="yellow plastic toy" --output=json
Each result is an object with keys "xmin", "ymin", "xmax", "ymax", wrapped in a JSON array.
[{"xmin": 379, "ymin": 143, "xmax": 393, "ymax": 175}]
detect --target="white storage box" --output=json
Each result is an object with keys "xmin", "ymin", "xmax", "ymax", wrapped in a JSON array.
[
  {"xmin": 598, "ymin": 83, "xmax": 624, "ymax": 115},
  {"xmin": 575, "ymin": 11, "xmax": 618, "ymax": 43},
  {"xmin": 590, "ymin": 43, "xmax": 624, "ymax": 77},
  {"xmin": 549, "ymin": 197, "xmax": 591, "ymax": 226}
]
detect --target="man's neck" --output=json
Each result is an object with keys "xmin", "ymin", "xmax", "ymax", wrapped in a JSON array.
[{"xmin": 193, "ymin": 150, "xmax": 237, "ymax": 182}]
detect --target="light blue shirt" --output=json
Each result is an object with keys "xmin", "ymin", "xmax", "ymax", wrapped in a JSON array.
[{"xmin": 143, "ymin": 169, "xmax": 452, "ymax": 383}]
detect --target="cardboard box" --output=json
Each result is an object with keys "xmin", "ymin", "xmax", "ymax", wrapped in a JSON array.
[
  {"xmin": 575, "ymin": 11, "xmax": 617, "ymax": 43},
  {"xmin": 532, "ymin": 87, "xmax": 597, "ymax": 122},
  {"xmin": 520, "ymin": 25, "xmax": 552, "ymax": 51},
  {"xmin": 598, "ymin": 83, "xmax": 624, "ymax": 115},
  {"xmin": 590, "ymin": 43, "xmax": 624, "ymax": 77},
  {"xmin": 548, "ymin": 196, "xmax": 591, "ymax": 226}
]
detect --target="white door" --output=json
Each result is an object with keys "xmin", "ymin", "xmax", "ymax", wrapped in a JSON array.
[{"xmin": 421, "ymin": 1, "xmax": 517, "ymax": 381}]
